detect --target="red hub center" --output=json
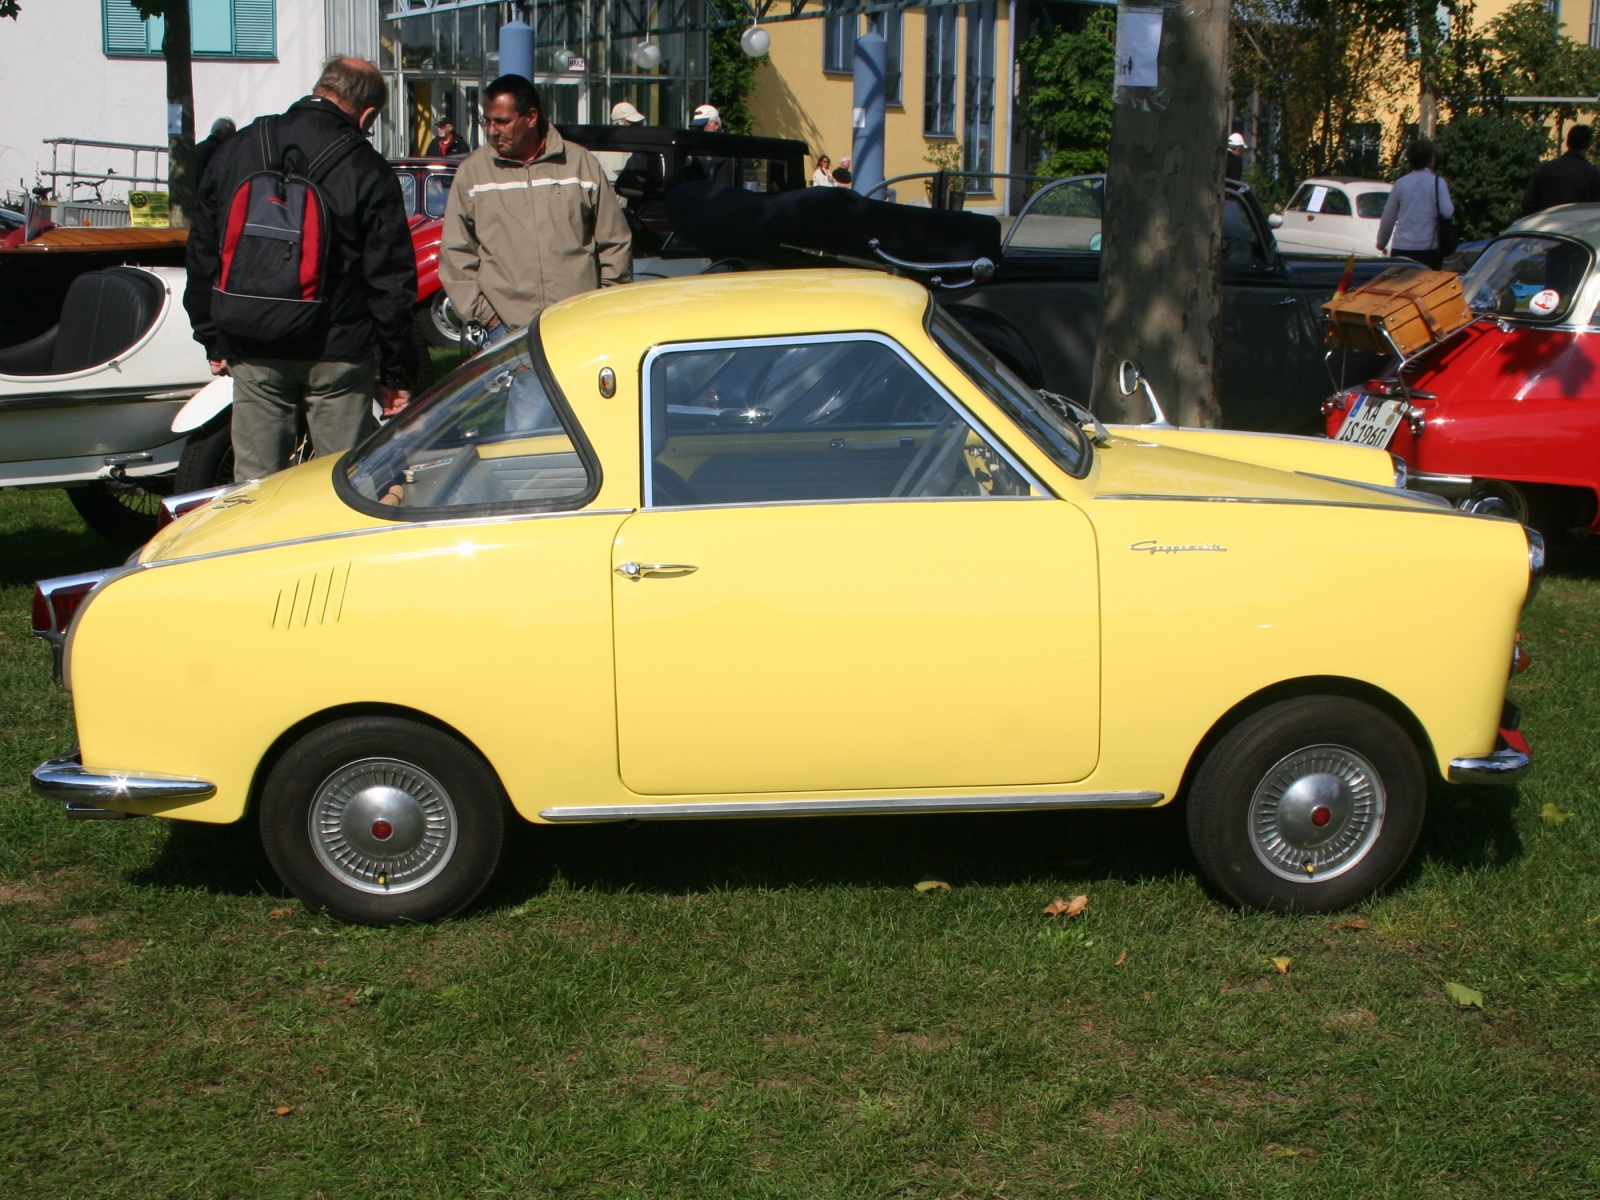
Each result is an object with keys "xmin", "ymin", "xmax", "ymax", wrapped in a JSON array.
[
  {"xmin": 1310, "ymin": 806, "xmax": 1332, "ymax": 828},
  {"xmin": 371, "ymin": 819, "xmax": 394, "ymax": 841}
]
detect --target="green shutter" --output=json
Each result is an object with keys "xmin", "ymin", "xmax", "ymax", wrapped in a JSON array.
[
  {"xmin": 231, "ymin": 0, "xmax": 275, "ymax": 58},
  {"xmin": 103, "ymin": 0, "xmax": 156, "ymax": 56}
]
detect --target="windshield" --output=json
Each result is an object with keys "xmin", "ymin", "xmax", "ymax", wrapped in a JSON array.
[
  {"xmin": 340, "ymin": 334, "xmax": 594, "ymax": 516},
  {"xmin": 1461, "ymin": 235, "xmax": 1591, "ymax": 322},
  {"xmin": 927, "ymin": 306, "xmax": 1091, "ymax": 479}
]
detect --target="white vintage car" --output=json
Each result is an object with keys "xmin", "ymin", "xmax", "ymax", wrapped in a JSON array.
[{"xmin": 1268, "ymin": 177, "xmax": 1393, "ymax": 258}]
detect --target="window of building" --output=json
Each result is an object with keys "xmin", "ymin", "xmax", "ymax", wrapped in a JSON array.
[
  {"xmin": 823, "ymin": 2, "xmax": 859, "ymax": 73},
  {"xmin": 963, "ymin": 2, "xmax": 996, "ymax": 187},
  {"xmin": 644, "ymin": 336, "xmax": 1037, "ymax": 507},
  {"xmin": 103, "ymin": 0, "xmax": 275, "ymax": 59},
  {"xmin": 1340, "ymin": 121, "xmax": 1382, "ymax": 178},
  {"xmin": 865, "ymin": 10, "xmax": 904, "ymax": 105},
  {"xmin": 924, "ymin": 6, "xmax": 958, "ymax": 137}
]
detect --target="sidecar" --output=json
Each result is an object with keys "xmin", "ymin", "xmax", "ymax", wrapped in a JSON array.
[{"xmin": 0, "ymin": 257, "xmax": 212, "ymax": 541}]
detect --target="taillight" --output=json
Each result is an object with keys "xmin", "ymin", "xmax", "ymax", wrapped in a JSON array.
[
  {"xmin": 30, "ymin": 569, "xmax": 119, "ymax": 643},
  {"xmin": 157, "ymin": 486, "xmax": 230, "ymax": 530},
  {"xmin": 1365, "ymin": 378, "xmax": 1403, "ymax": 397},
  {"xmin": 30, "ymin": 585, "xmax": 50, "ymax": 636},
  {"xmin": 47, "ymin": 582, "xmax": 96, "ymax": 635}
]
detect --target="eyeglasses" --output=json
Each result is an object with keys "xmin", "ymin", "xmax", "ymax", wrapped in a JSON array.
[{"xmin": 477, "ymin": 114, "xmax": 529, "ymax": 129}]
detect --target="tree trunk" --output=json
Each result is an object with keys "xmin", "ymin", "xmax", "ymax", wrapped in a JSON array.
[
  {"xmin": 1090, "ymin": 0, "xmax": 1230, "ymax": 426},
  {"xmin": 163, "ymin": 0, "xmax": 195, "ymax": 228}
]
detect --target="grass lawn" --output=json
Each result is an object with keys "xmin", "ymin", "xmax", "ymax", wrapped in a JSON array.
[{"xmin": 2, "ymin": 485, "xmax": 1597, "ymax": 1198}]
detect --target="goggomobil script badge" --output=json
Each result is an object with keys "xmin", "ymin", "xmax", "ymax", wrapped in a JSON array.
[
  {"xmin": 1115, "ymin": 7, "xmax": 1163, "ymax": 89},
  {"xmin": 1129, "ymin": 541, "xmax": 1227, "ymax": 555}
]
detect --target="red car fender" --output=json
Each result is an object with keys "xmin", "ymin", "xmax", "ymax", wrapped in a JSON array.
[{"xmin": 411, "ymin": 213, "xmax": 443, "ymax": 305}]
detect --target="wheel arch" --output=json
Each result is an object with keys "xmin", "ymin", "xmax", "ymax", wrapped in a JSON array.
[
  {"xmin": 1174, "ymin": 675, "xmax": 1439, "ymax": 808},
  {"xmin": 246, "ymin": 702, "xmax": 512, "ymax": 821}
]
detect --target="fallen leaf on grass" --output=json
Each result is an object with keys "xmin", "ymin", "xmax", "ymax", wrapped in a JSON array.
[
  {"xmin": 1044, "ymin": 895, "xmax": 1089, "ymax": 919},
  {"xmin": 1272, "ymin": 957, "xmax": 1292, "ymax": 974},
  {"xmin": 1332, "ymin": 920, "xmax": 1368, "ymax": 931},
  {"xmin": 1445, "ymin": 981, "xmax": 1485, "ymax": 1008},
  {"xmin": 914, "ymin": 880, "xmax": 951, "ymax": 893},
  {"xmin": 268, "ymin": 909, "xmax": 293, "ymax": 920},
  {"xmin": 274, "ymin": 1106, "xmax": 293, "ymax": 1116},
  {"xmin": 1542, "ymin": 804, "xmax": 1574, "ymax": 826},
  {"xmin": 1114, "ymin": 950, "xmax": 1128, "ymax": 966},
  {"xmin": 1270, "ymin": 1146, "xmax": 1302, "ymax": 1160}
]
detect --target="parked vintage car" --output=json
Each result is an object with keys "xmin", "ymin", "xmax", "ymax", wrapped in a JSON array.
[
  {"xmin": 1324, "ymin": 206, "xmax": 1600, "ymax": 536},
  {"xmin": 1267, "ymin": 176, "xmax": 1392, "ymax": 257},
  {"xmin": 31, "ymin": 271, "xmax": 1537, "ymax": 925}
]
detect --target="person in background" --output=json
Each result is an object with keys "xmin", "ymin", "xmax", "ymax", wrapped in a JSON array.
[
  {"xmin": 832, "ymin": 164, "xmax": 852, "ymax": 186},
  {"xmin": 1226, "ymin": 132, "xmax": 1245, "ymax": 182},
  {"xmin": 611, "ymin": 101, "xmax": 646, "ymax": 125},
  {"xmin": 185, "ymin": 57, "xmax": 416, "ymax": 481},
  {"xmin": 440, "ymin": 75, "xmax": 631, "ymax": 348},
  {"xmin": 193, "ymin": 117, "xmax": 235, "ymax": 186},
  {"xmin": 1522, "ymin": 124, "xmax": 1600, "ymax": 214},
  {"xmin": 690, "ymin": 105, "xmax": 723, "ymax": 132},
  {"xmin": 1376, "ymin": 139, "xmax": 1453, "ymax": 271},
  {"xmin": 812, "ymin": 155, "xmax": 835, "ymax": 187},
  {"xmin": 425, "ymin": 118, "xmax": 469, "ymax": 157}
]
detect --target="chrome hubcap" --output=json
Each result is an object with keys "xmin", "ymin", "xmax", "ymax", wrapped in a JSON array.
[
  {"xmin": 309, "ymin": 758, "xmax": 458, "ymax": 894},
  {"xmin": 1248, "ymin": 745, "xmax": 1386, "ymax": 883}
]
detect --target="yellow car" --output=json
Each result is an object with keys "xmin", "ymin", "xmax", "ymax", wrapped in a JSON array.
[{"xmin": 30, "ymin": 271, "xmax": 1539, "ymax": 925}]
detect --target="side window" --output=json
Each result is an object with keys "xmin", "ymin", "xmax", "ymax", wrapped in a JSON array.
[
  {"xmin": 1006, "ymin": 178, "xmax": 1103, "ymax": 251},
  {"xmin": 423, "ymin": 174, "xmax": 452, "ymax": 218},
  {"xmin": 342, "ymin": 337, "xmax": 594, "ymax": 514},
  {"xmin": 394, "ymin": 171, "xmax": 417, "ymax": 217},
  {"xmin": 645, "ymin": 338, "xmax": 1035, "ymax": 507},
  {"xmin": 1222, "ymin": 195, "xmax": 1267, "ymax": 264}
]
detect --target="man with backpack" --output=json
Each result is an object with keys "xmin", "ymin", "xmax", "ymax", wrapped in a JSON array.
[{"xmin": 185, "ymin": 56, "xmax": 418, "ymax": 482}]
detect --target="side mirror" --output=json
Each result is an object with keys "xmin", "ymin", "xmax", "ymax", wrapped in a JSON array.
[
  {"xmin": 1268, "ymin": 213, "xmax": 1284, "ymax": 229},
  {"xmin": 1116, "ymin": 360, "xmax": 1142, "ymax": 397},
  {"xmin": 1115, "ymin": 360, "xmax": 1173, "ymax": 428}
]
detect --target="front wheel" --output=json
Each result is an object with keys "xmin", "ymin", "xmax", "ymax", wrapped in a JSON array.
[
  {"xmin": 259, "ymin": 716, "xmax": 508, "ymax": 925},
  {"xmin": 416, "ymin": 290, "xmax": 462, "ymax": 349},
  {"xmin": 1186, "ymin": 696, "xmax": 1427, "ymax": 913},
  {"xmin": 68, "ymin": 477, "xmax": 169, "ymax": 545},
  {"xmin": 174, "ymin": 411, "xmax": 235, "ymax": 493}
]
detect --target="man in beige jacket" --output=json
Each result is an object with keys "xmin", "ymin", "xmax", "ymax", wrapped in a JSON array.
[{"xmin": 440, "ymin": 75, "xmax": 631, "ymax": 343}]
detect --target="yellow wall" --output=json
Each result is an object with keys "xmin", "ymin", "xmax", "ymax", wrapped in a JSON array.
[{"xmin": 749, "ymin": 7, "xmax": 1015, "ymax": 212}]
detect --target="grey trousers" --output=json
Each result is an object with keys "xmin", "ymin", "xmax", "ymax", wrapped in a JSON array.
[{"xmin": 230, "ymin": 358, "xmax": 377, "ymax": 482}]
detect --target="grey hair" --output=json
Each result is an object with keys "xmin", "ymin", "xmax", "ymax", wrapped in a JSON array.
[{"xmin": 314, "ymin": 56, "xmax": 388, "ymax": 113}]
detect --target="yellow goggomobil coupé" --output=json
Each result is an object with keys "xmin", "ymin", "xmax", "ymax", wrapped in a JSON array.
[{"xmin": 30, "ymin": 271, "xmax": 1539, "ymax": 925}]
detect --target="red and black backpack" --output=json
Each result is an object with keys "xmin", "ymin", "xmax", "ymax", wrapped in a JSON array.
[{"xmin": 211, "ymin": 116, "xmax": 363, "ymax": 343}]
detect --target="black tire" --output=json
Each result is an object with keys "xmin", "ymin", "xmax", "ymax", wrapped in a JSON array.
[
  {"xmin": 67, "ymin": 478, "xmax": 168, "ymax": 545},
  {"xmin": 1186, "ymin": 696, "xmax": 1427, "ymax": 913},
  {"xmin": 259, "ymin": 716, "xmax": 508, "ymax": 925},
  {"xmin": 174, "ymin": 411, "xmax": 235, "ymax": 493},
  {"xmin": 415, "ymin": 291, "xmax": 461, "ymax": 349}
]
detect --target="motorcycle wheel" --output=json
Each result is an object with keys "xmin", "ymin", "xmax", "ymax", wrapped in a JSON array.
[
  {"xmin": 174, "ymin": 411, "xmax": 235, "ymax": 493},
  {"xmin": 67, "ymin": 477, "xmax": 169, "ymax": 545},
  {"xmin": 416, "ymin": 291, "xmax": 461, "ymax": 349}
]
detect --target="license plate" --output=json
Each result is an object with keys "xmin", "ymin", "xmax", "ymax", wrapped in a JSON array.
[{"xmin": 1334, "ymin": 396, "xmax": 1407, "ymax": 449}]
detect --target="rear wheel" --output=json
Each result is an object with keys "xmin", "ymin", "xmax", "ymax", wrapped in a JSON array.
[
  {"xmin": 174, "ymin": 411, "xmax": 235, "ymax": 492},
  {"xmin": 67, "ymin": 477, "xmax": 170, "ymax": 545},
  {"xmin": 1187, "ymin": 696, "xmax": 1427, "ymax": 913},
  {"xmin": 259, "ymin": 716, "xmax": 507, "ymax": 925},
  {"xmin": 416, "ymin": 291, "xmax": 461, "ymax": 349}
]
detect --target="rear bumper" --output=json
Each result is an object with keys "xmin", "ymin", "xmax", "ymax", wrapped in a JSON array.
[
  {"xmin": 31, "ymin": 751, "xmax": 216, "ymax": 819},
  {"xmin": 1448, "ymin": 727, "xmax": 1531, "ymax": 784}
]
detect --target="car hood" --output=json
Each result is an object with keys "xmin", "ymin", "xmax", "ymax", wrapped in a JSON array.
[
  {"xmin": 141, "ymin": 457, "xmax": 390, "ymax": 563},
  {"xmin": 1087, "ymin": 433, "xmax": 1446, "ymax": 512}
]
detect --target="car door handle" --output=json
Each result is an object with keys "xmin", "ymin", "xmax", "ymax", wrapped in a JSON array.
[
  {"xmin": 1271, "ymin": 297, "xmax": 1299, "ymax": 307},
  {"xmin": 615, "ymin": 562, "xmax": 698, "ymax": 580}
]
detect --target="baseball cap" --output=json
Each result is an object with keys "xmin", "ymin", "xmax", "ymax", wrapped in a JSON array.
[
  {"xmin": 1228, "ymin": 132, "xmax": 1246, "ymax": 148},
  {"xmin": 691, "ymin": 105, "xmax": 721, "ymax": 128},
  {"xmin": 611, "ymin": 101, "xmax": 646, "ymax": 124}
]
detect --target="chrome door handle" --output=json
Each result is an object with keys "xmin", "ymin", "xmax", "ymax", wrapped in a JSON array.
[
  {"xmin": 1271, "ymin": 297, "xmax": 1299, "ymax": 307},
  {"xmin": 615, "ymin": 561, "xmax": 698, "ymax": 580}
]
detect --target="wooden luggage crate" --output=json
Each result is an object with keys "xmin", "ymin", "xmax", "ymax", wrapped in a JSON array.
[{"xmin": 1322, "ymin": 266, "xmax": 1474, "ymax": 357}]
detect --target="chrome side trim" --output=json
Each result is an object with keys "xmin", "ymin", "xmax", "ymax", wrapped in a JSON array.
[
  {"xmin": 1092, "ymin": 494, "xmax": 1492, "ymax": 517},
  {"xmin": 1448, "ymin": 748, "xmax": 1531, "ymax": 784},
  {"xmin": 539, "ymin": 790, "xmax": 1164, "ymax": 822},
  {"xmin": 31, "ymin": 753, "xmax": 217, "ymax": 805}
]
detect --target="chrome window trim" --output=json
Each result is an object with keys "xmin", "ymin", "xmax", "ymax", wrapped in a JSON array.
[
  {"xmin": 639, "ymin": 331, "xmax": 1047, "ymax": 510},
  {"xmin": 540, "ymin": 790, "xmax": 1164, "ymax": 822}
]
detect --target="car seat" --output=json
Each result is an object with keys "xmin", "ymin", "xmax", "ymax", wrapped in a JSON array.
[{"xmin": 0, "ymin": 267, "xmax": 165, "ymax": 377}]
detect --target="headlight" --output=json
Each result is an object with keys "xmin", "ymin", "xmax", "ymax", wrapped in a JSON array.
[
  {"xmin": 1525, "ymin": 526, "xmax": 1545, "ymax": 608},
  {"xmin": 1390, "ymin": 453, "xmax": 1408, "ymax": 490}
]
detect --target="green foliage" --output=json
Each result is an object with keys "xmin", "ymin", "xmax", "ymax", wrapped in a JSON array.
[
  {"xmin": 1435, "ymin": 111, "xmax": 1548, "ymax": 239},
  {"xmin": 708, "ymin": 5, "xmax": 760, "ymax": 137},
  {"xmin": 0, "ymin": 0, "xmax": 19, "ymax": 20},
  {"xmin": 1019, "ymin": 8, "xmax": 1115, "ymax": 177}
]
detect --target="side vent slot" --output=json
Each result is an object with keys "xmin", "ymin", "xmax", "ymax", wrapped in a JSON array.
[{"xmin": 270, "ymin": 563, "xmax": 351, "ymax": 630}]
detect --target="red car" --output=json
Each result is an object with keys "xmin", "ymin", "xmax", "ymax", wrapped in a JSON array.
[
  {"xmin": 390, "ymin": 157, "xmax": 461, "ymax": 348},
  {"xmin": 1325, "ymin": 208, "xmax": 1600, "ymax": 537}
]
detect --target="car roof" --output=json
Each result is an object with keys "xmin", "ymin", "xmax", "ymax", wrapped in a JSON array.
[
  {"xmin": 1299, "ymin": 177, "xmax": 1390, "ymax": 189},
  {"xmin": 1505, "ymin": 203, "xmax": 1600, "ymax": 251}
]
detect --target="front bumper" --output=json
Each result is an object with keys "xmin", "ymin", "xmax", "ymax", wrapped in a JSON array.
[
  {"xmin": 1448, "ymin": 726, "xmax": 1532, "ymax": 784},
  {"xmin": 32, "ymin": 752, "xmax": 216, "ymax": 819}
]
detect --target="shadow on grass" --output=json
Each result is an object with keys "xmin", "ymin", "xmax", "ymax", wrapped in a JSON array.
[
  {"xmin": 1416, "ymin": 779, "xmax": 1525, "ymax": 872},
  {"xmin": 0, "ymin": 513, "xmax": 124, "ymax": 587},
  {"xmin": 127, "ymin": 816, "xmax": 289, "ymax": 899}
]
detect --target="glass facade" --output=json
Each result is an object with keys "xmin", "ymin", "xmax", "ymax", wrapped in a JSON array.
[
  {"xmin": 380, "ymin": 0, "xmax": 709, "ymax": 158},
  {"xmin": 923, "ymin": 6, "xmax": 957, "ymax": 137}
]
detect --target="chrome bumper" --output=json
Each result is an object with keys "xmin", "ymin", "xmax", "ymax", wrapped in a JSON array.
[
  {"xmin": 1448, "ymin": 723, "xmax": 1532, "ymax": 785},
  {"xmin": 32, "ymin": 752, "xmax": 216, "ymax": 819}
]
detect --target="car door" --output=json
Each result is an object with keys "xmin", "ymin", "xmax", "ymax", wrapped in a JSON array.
[{"xmin": 610, "ymin": 333, "xmax": 1100, "ymax": 797}]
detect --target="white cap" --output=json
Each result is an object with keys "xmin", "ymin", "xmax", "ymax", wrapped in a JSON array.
[
  {"xmin": 1228, "ymin": 132, "xmax": 1247, "ymax": 149},
  {"xmin": 611, "ymin": 101, "xmax": 646, "ymax": 124},
  {"xmin": 691, "ymin": 104, "xmax": 721, "ymax": 128}
]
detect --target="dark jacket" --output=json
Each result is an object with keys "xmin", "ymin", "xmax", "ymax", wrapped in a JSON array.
[
  {"xmin": 425, "ymin": 132, "xmax": 469, "ymax": 157},
  {"xmin": 184, "ymin": 95, "xmax": 417, "ymax": 388},
  {"xmin": 1522, "ymin": 150, "xmax": 1600, "ymax": 215},
  {"xmin": 193, "ymin": 132, "xmax": 232, "ymax": 188}
]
